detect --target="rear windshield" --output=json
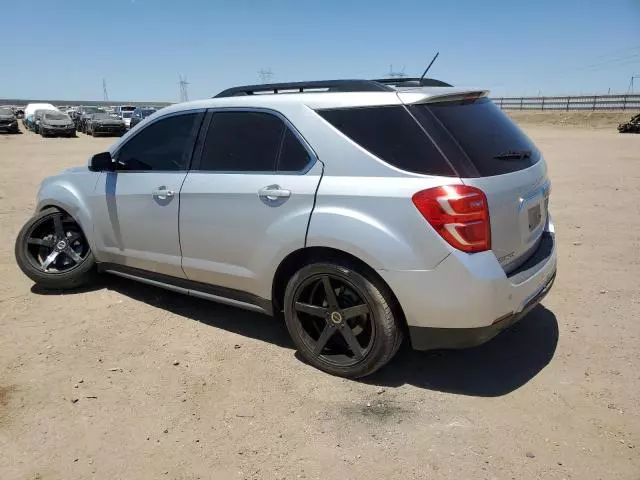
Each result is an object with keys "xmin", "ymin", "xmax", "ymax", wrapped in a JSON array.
[
  {"xmin": 413, "ymin": 98, "xmax": 540, "ymax": 176},
  {"xmin": 318, "ymin": 106, "xmax": 455, "ymax": 177}
]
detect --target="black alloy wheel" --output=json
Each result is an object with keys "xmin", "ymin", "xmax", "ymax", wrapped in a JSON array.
[
  {"xmin": 15, "ymin": 208, "xmax": 96, "ymax": 289},
  {"xmin": 284, "ymin": 262, "xmax": 403, "ymax": 378}
]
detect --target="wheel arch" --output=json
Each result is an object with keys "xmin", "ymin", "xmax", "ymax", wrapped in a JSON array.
[
  {"xmin": 36, "ymin": 189, "xmax": 96, "ymax": 254},
  {"xmin": 271, "ymin": 246, "xmax": 407, "ymax": 330}
]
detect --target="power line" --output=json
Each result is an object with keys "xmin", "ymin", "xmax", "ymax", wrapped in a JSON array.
[{"xmin": 578, "ymin": 52, "xmax": 640, "ymax": 72}]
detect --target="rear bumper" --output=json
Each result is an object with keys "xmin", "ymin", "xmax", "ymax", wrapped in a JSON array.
[
  {"xmin": 408, "ymin": 271, "xmax": 555, "ymax": 350},
  {"xmin": 378, "ymin": 220, "xmax": 557, "ymax": 350}
]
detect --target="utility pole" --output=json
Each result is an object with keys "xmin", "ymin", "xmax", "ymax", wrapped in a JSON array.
[
  {"xmin": 628, "ymin": 74, "xmax": 640, "ymax": 94},
  {"xmin": 258, "ymin": 68, "xmax": 274, "ymax": 83},
  {"xmin": 179, "ymin": 74, "xmax": 189, "ymax": 102},
  {"xmin": 387, "ymin": 64, "xmax": 407, "ymax": 78},
  {"xmin": 102, "ymin": 78, "xmax": 109, "ymax": 102}
]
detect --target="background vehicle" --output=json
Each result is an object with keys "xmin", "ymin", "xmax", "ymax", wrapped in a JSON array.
[
  {"xmin": 0, "ymin": 107, "xmax": 20, "ymax": 133},
  {"xmin": 32, "ymin": 109, "xmax": 59, "ymax": 133},
  {"xmin": 618, "ymin": 113, "xmax": 640, "ymax": 133},
  {"xmin": 85, "ymin": 112, "xmax": 126, "ymax": 136},
  {"xmin": 120, "ymin": 110, "xmax": 134, "ymax": 129},
  {"xmin": 129, "ymin": 107, "xmax": 157, "ymax": 128},
  {"xmin": 14, "ymin": 79, "xmax": 556, "ymax": 378},
  {"xmin": 24, "ymin": 102, "xmax": 57, "ymax": 118},
  {"xmin": 39, "ymin": 111, "xmax": 76, "ymax": 137},
  {"xmin": 76, "ymin": 106, "xmax": 105, "ymax": 133},
  {"xmin": 24, "ymin": 103, "xmax": 58, "ymax": 130},
  {"xmin": 113, "ymin": 105, "xmax": 136, "ymax": 117}
]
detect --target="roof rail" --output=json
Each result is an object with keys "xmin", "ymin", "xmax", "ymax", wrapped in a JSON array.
[
  {"xmin": 373, "ymin": 77, "xmax": 453, "ymax": 88},
  {"xmin": 214, "ymin": 80, "xmax": 395, "ymax": 98}
]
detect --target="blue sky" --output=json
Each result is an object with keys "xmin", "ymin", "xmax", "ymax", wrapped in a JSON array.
[{"xmin": 3, "ymin": 0, "xmax": 639, "ymax": 101}]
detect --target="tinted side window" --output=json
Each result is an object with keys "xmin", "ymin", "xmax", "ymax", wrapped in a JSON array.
[
  {"xmin": 318, "ymin": 106, "xmax": 455, "ymax": 176},
  {"xmin": 117, "ymin": 113, "xmax": 198, "ymax": 171},
  {"xmin": 199, "ymin": 112, "xmax": 284, "ymax": 172},
  {"xmin": 277, "ymin": 129, "xmax": 311, "ymax": 171}
]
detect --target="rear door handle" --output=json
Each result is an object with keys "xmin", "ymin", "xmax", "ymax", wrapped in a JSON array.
[
  {"xmin": 258, "ymin": 185, "xmax": 291, "ymax": 201},
  {"xmin": 152, "ymin": 186, "xmax": 175, "ymax": 199}
]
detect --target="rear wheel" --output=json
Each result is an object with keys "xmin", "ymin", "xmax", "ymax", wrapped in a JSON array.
[
  {"xmin": 15, "ymin": 208, "xmax": 96, "ymax": 289},
  {"xmin": 284, "ymin": 262, "xmax": 403, "ymax": 378}
]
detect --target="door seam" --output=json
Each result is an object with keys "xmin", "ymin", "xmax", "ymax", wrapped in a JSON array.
[{"xmin": 304, "ymin": 160, "xmax": 324, "ymax": 247}]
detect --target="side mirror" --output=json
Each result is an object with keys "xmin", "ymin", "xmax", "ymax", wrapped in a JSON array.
[{"xmin": 89, "ymin": 151, "xmax": 115, "ymax": 172}]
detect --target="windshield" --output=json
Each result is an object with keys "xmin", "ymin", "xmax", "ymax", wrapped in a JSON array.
[
  {"xmin": 93, "ymin": 113, "xmax": 111, "ymax": 120},
  {"xmin": 120, "ymin": 106, "xmax": 136, "ymax": 112},
  {"xmin": 122, "ymin": 112, "xmax": 133, "ymax": 118},
  {"xmin": 84, "ymin": 107, "xmax": 103, "ymax": 114},
  {"xmin": 0, "ymin": 108, "xmax": 12, "ymax": 115},
  {"xmin": 44, "ymin": 112, "xmax": 68, "ymax": 120},
  {"xmin": 141, "ymin": 109, "xmax": 156, "ymax": 117}
]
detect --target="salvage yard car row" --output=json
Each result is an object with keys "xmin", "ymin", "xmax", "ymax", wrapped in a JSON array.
[{"xmin": 1, "ymin": 103, "xmax": 160, "ymax": 138}]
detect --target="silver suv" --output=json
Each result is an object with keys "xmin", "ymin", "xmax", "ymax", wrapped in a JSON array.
[{"xmin": 15, "ymin": 79, "xmax": 557, "ymax": 378}]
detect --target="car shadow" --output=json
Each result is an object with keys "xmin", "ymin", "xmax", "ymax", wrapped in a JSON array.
[
  {"xmin": 31, "ymin": 279, "xmax": 558, "ymax": 396},
  {"xmin": 361, "ymin": 305, "xmax": 559, "ymax": 397},
  {"xmin": 32, "ymin": 276, "xmax": 293, "ymax": 349}
]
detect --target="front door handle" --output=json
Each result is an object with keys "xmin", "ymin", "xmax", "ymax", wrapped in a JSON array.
[
  {"xmin": 152, "ymin": 186, "xmax": 175, "ymax": 199},
  {"xmin": 258, "ymin": 185, "xmax": 291, "ymax": 201}
]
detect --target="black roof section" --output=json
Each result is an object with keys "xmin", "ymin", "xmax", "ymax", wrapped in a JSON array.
[
  {"xmin": 214, "ymin": 77, "xmax": 452, "ymax": 98},
  {"xmin": 214, "ymin": 80, "xmax": 393, "ymax": 98}
]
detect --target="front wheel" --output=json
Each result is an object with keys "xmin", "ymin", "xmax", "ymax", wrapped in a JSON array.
[
  {"xmin": 15, "ymin": 207, "xmax": 96, "ymax": 289},
  {"xmin": 283, "ymin": 262, "xmax": 403, "ymax": 378}
]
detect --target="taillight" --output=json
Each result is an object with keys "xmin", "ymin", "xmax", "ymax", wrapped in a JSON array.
[{"xmin": 412, "ymin": 185, "xmax": 491, "ymax": 253}]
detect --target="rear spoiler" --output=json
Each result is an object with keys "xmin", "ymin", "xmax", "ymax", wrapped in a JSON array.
[{"xmin": 397, "ymin": 89, "xmax": 489, "ymax": 105}]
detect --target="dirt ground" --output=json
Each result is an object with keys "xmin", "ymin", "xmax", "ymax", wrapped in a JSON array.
[
  {"xmin": 507, "ymin": 110, "xmax": 634, "ymax": 129},
  {"xmin": 0, "ymin": 119, "xmax": 638, "ymax": 480}
]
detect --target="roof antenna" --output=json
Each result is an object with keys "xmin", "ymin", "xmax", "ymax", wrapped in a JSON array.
[{"xmin": 419, "ymin": 52, "xmax": 440, "ymax": 82}]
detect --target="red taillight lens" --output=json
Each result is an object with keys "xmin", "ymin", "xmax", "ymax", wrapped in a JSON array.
[{"xmin": 412, "ymin": 185, "xmax": 491, "ymax": 253}]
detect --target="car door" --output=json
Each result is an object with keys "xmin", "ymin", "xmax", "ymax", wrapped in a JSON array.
[
  {"xmin": 91, "ymin": 111, "xmax": 203, "ymax": 278},
  {"xmin": 179, "ymin": 109, "xmax": 322, "ymax": 299}
]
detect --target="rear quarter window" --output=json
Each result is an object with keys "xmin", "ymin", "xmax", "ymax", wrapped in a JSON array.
[{"xmin": 318, "ymin": 106, "xmax": 456, "ymax": 177}]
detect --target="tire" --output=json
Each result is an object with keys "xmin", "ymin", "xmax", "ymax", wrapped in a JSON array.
[
  {"xmin": 283, "ymin": 262, "xmax": 403, "ymax": 378},
  {"xmin": 15, "ymin": 207, "xmax": 96, "ymax": 290},
  {"xmin": 40, "ymin": 129, "xmax": 46, "ymax": 138}
]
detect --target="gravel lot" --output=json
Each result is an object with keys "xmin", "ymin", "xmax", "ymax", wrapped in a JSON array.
[{"xmin": 0, "ymin": 122, "xmax": 638, "ymax": 480}]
